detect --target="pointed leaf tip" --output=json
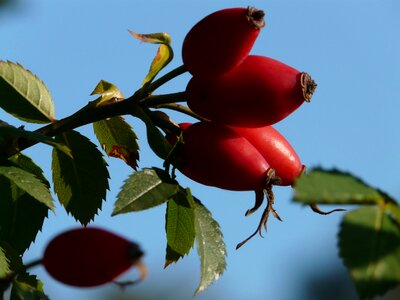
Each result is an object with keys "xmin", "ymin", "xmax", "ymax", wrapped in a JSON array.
[
  {"xmin": 193, "ymin": 197, "xmax": 227, "ymax": 295},
  {"xmin": 113, "ymin": 167, "xmax": 178, "ymax": 215},
  {"xmin": 129, "ymin": 30, "xmax": 171, "ymax": 45},
  {"xmin": 294, "ymin": 168, "xmax": 385, "ymax": 205},
  {"xmin": 0, "ymin": 61, "xmax": 55, "ymax": 123},
  {"xmin": 93, "ymin": 116, "xmax": 139, "ymax": 169},
  {"xmin": 128, "ymin": 31, "xmax": 173, "ymax": 87},
  {"xmin": 165, "ymin": 188, "xmax": 195, "ymax": 265}
]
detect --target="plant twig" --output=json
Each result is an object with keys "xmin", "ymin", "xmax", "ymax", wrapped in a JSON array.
[
  {"xmin": 140, "ymin": 92, "xmax": 186, "ymax": 107},
  {"xmin": 153, "ymin": 103, "xmax": 208, "ymax": 121},
  {"xmin": 147, "ymin": 65, "xmax": 187, "ymax": 93},
  {"xmin": 11, "ymin": 92, "xmax": 181, "ymax": 157}
]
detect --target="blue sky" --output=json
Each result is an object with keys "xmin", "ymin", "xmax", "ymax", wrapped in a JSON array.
[{"xmin": 1, "ymin": 0, "xmax": 400, "ymax": 299}]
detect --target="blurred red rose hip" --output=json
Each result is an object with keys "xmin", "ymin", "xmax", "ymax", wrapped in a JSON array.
[{"xmin": 43, "ymin": 227, "xmax": 144, "ymax": 287}]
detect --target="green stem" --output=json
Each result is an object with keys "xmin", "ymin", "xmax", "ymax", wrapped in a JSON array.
[
  {"xmin": 146, "ymin": 109, "xmax": 181, "ymax": 135},
  {"xmin": 154, "ymin": 103, "xmax": 208, "ymax": 121},
  {"xmin": 146, "ymin": 65, "xmax": 187, "ymax": 93},
  {"xmin": 140, "ymin": 92, "xmax": 186, "ymax": 107},
  {"xmin": 13, "ymin": 92, "xmax": 144, "ymax": 156},
  {"xmin": 23, "ymin": 258, "xmax": 42, "ymax": 270},
  {"xmin": 7, "ymin": 67, "xmax": 188, "ymax": 158}
]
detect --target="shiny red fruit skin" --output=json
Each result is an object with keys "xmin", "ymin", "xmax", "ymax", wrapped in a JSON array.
[
  {"xmin": 182, "ymin": 7, "xmax": 264, "ymax": 78},
  {"xmin": 231, "ymin": 126, "xmax": 303, "ymax": 186},
  {"xmin": 178, "ymin": 122, "xmax": 271, "ymax": 191},
  {"xmin": 187, "ymin": 55, "xmax": 310, "ymax": 127},
  {"xmin": 43, "ymin": 227, "xmax": 141, "ymax": 287}
]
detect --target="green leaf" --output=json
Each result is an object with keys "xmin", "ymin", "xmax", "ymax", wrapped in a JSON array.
[
  {"xmin": 387, "ymin": 202, "xmax": 400, "ymax": 225},
  {"xmin": 93, "ymin": 116, "xmax": 140, "ymax": 169},
  {"xmin": 193, "ymin": 197, "xmax": 227, "ymax": 295},
  {"xmin": 0, "ymin": 242, "xmax": 23, "ymax": 273},
  {"xmin": 165, "ymin": 188, "xmax": 195, "ymax": 266},
  {"xmin": 0, "ymin": 246, "xmax": 10, "ymax": 278},
  {"xmin": 0, "ymin": 121, "xmax": 72, "ymax": 157},
  {"xmin": 293, "ymin": 168, "xmax": 385, "ymax": 205},
  {"xmin": 0, "ymin": 61, "xmax": 55, "ymax": 123},
  {"xmin": 8, "ymin": 153, "xmax": 50, "ymax": 187},
  {"xmin": 112, "ymin": 167, "xmax": 178, "ymax": 216},
  {"xmin": 129, "ymin": 31, "xmax": 174, "ymax": 87},
  {"xmin": 339, "ymin": 206, "xmax": 400, "ymax": 299},
  {"xmin": 90, "ymin": 80, "xmax": 124, "ymax": 104},
  {"xmin": 0, "ymin": 165, "xmax": 53, "ymax": 210},
  {"xmin": 11, "ymin": 273, "xmax": 48, "ymax": 300},
  {"xmin": 133, "ymin": 107, "xmax": 172, "ymax": 160},
  {"xmin": 52, "ymin": 130, "xmax": 109, "ymax": 225},
  {"xmin": 0, "ymin": 175, "xmax": 49, "ymax": 254}
]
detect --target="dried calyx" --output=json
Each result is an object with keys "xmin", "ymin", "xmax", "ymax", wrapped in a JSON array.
[
  {"xmin": 246, "ymin": 7, "xmax": 266, "ymax": 29},
  {"xmin": 301, "ymin": 72, "xmax": 317, "ymax": 102},
  {"xmin": 236, "ymin": 169, "xmax": 282, "ymax": 249}
]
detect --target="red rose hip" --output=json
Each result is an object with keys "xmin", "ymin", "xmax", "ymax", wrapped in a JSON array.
[
  {"xmin": 231, "ymin": 125, "xmax": 304, "ymax": 186},
  {"xmin": 187, "ymin": 55, "xmax": 317, "ymax": 127},
  {"xmin": 175, "ymin": 122, "xmax": 273, "ymax": 191},
  {"xmin": 182, "ymin": 7, "xmax": 265, "ymax": 78},
  {"xmin": 43, "ymin": 227, "xmax": 145, "ymax": 287}
]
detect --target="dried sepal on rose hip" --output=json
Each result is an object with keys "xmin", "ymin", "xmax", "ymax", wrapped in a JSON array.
[
  {"xmin": 187, "ymin": 55, "xmax": 317, "ymax": 127},
  {"xmin": 42, "ymin": 227, "xmax": 146, "ymax": 287},
  {"xmin": 182, "ymin": 7, "xmax": 265, "ymax": 78},
  {"xmin": 168, "ymin": 122, "xmax": 285, "ymax": 248}
]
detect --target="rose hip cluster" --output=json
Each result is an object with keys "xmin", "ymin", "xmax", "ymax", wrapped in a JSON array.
[{"xmin": 175, "ymin": 7, "xmax": 318, "ymax": 248}]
